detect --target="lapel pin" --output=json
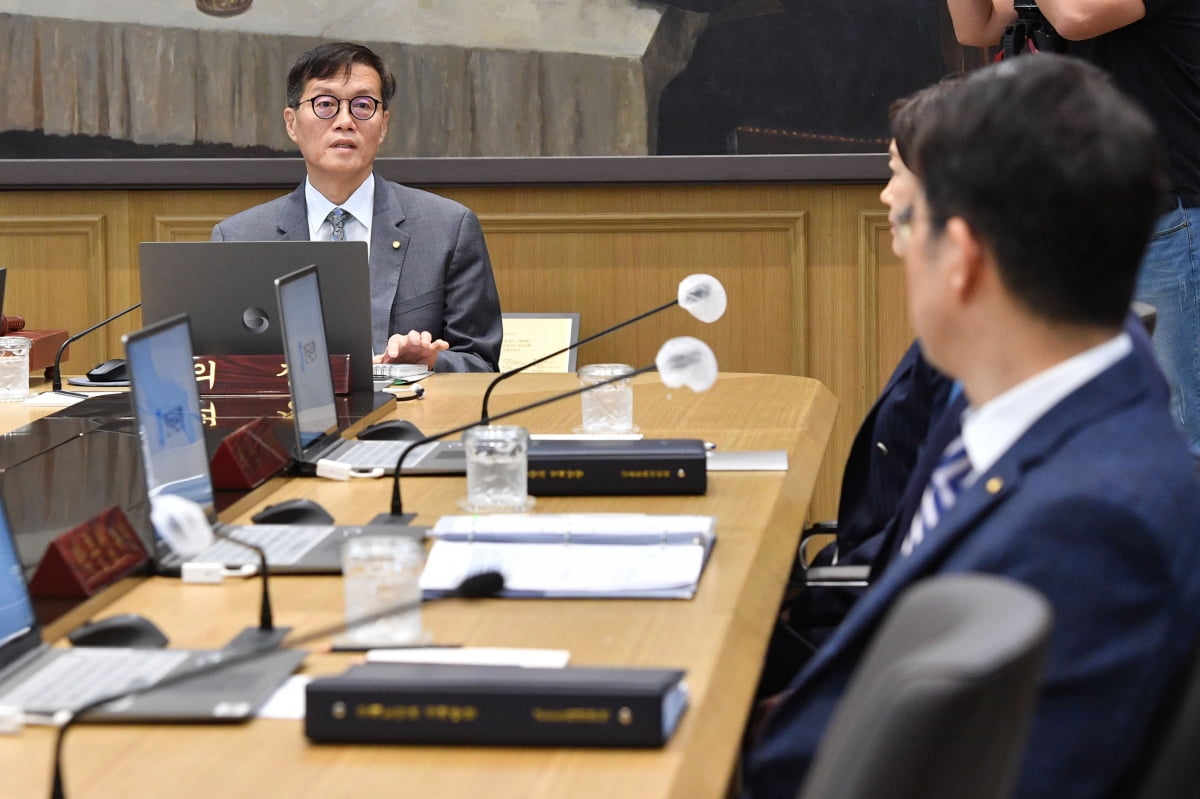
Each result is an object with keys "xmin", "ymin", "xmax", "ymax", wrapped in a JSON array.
[
  {"xmin": 392, "ymin": 240, "xmax": 401, "ymax": 249},
  {"xmin": 986, "ymin": 476, "xmax": 1004, "ymax": 494}
]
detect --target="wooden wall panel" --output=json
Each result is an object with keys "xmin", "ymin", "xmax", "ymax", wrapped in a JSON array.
[
  {"xmin": 482, "ymin": 212, "xmax": 806, "ymax": 377},
  {"xmin": 0, "ymin": 213, "xmax": 109, "ymax": 373},
  {"xmin": 860, "ymin": 211, "xmax": 914, "ymax": 403},
  {"xmin": 0, "ymin": 182, "xmax": 911, "ymax": 520}
]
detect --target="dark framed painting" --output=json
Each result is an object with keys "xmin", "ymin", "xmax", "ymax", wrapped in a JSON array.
[{"xmin": 0, "ymin": 1, "xmax": 987, "ymax": 160}]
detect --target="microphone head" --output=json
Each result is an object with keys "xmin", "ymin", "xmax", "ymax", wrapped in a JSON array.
[
  {"xmin": 678, "ymin": 274, "xmax": 727, "ymax": 324},
  {"xmin": 149, "ymin": 494, "xmax": 216, "ymax": 557},
  {"xmin": 656, "ymin": 336, "xmax": 719, "ymax": 392},
  {"xmin": 455, "ymin": 570, "xmax": 506, "ymax": 599}
]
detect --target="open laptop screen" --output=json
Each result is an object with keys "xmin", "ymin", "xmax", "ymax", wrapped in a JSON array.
[
  {"xmin": 276, "ymin": 266, "xmax": 340, "ymax": 450},
  {"xmin": 0, "ymin": 499, "xmax": 38, "ymax": 664},
  {"xmin": 124, "ymin": 315, "xmax": 216, "ymax": 515}
]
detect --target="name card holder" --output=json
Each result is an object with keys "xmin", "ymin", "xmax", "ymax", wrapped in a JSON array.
[
  {"xmin": 193, "ymin": 353, "xmax": 352, "ymax": 395},
  {"xmin": 28, "ymin": 506, "xmax": 150, "ymax": 599},
  {"xmin": 210, "ymin": 416, "xmax": 291, "ymax": 490}
]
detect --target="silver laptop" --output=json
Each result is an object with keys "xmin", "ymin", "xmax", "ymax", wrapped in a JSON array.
[
  {"xmin": 123, "ymin": 314, "xmax": 419, "ymax": 574},
  {"xmin": 275, "ymin": 266, "xmax": 466, "ymax": 476},
  {"xmin": 138, "ymin": 241, "xmax": 376, "ymax": 393},
  {"xmin": 0, "ymin": 494, "xmax": 302, "ymax": 721}
]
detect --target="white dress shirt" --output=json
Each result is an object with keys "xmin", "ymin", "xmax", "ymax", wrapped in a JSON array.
[
  {"xmin": 304, "ymin": 174, "xmax": 375, "ymax": 254},
  {"xmin": 960, "ymin": 332, "xmax": 1132, "ymax": 479}
]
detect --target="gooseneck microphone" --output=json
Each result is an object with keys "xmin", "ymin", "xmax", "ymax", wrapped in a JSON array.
[
  {"xmin": 150, "ymin": 495, "xmax": 287, "ymax": 650},
  {"xmin": 478, "ymin": 274, "xmax": 727, "ymax": 421},
  {"xmin": 210, "ymin": 530, "xmax": 290, "ymax": 651},
  {"xmin": 384, "ymin": 363, "xmax": 659, "ymax": 520},
  {"xmin": 50, "ymin": 302, "xmax": 142, "ymax": 397},
  {"xmin": 479, "ymin": 301, "xmax": 672, "ymax": 422},
  {"xmin": 381, "ymin": 335, "xmax": 721, "ymax": 521},
  {"xmin": 49, "ymin": 570, "xmax": 505, "ymax": 799}
]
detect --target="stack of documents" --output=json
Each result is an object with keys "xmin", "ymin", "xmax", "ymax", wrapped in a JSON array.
[{"xmin": 420, "ymin": 514, "xmax": 716, "ymax": 599}]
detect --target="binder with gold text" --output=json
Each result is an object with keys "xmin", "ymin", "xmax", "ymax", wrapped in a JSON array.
[{"xmin": 305, "ymin": 663, "xmax": 689, "ymax": 747}]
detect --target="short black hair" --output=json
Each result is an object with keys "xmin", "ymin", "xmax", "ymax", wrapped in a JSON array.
[
  {"xmin": 286, "ymin": 42, "xmax": 397, "ymax": 110},
  {"xmin": 910, "ymin": 55, "xmax": 1168, "ymax": 327},
  {"xmin": 888, "ymin": 73, "xmax": 966, "ymax": 174}
]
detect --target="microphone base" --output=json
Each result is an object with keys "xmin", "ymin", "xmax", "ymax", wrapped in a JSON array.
[
  {"xmin": 223, "ymin": 625, "xmax": 293, "ymax": 653},
  {"xmin": 369, "ymin": 512, "xmax": 418, "ymax": 525}
]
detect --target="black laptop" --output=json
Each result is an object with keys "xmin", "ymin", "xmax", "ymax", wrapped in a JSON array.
[
  {"xmin": 138, "ymin": 241, "xmax": 376, "ymax": 393},
  {"xmin": 123, "ymin": 313, "xmax": 420, "ymax": 574},
  {"xmin": 275, "ymin": 265, "xmax": 466, "ymax": 476},
  {"xmin": 0, "ymin": 492, "xmax": 303, "ymax": 721}
]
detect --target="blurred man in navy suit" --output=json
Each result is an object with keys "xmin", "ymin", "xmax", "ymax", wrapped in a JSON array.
[{"xmin": 746, "ymin": 54, "xmax": 1200, "ymax": 799}]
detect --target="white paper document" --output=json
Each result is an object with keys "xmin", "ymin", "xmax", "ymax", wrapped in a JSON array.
[{"xmin": 421, "ymin": 514, "xmax": 716, "ymax": 599}]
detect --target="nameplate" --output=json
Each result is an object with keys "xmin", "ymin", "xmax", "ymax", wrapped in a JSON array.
[
  {"xmin": 209, "ymin": 416, "xmax": 291, "ymax": 491},
  {"xmin": 193, "ymin": 354, "xmax": 351, "ymax": 395},
  {"xmin": 28, "ymin": 506, "xmax": 150, "ymax": 599}
]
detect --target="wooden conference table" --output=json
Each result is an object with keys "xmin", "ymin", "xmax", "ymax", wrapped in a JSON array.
[{"xmin": 1, "ymin": 372, "xmax": 836, "ymax": 799}]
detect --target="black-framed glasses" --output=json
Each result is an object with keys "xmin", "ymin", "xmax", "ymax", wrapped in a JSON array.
[{"xmin": 298, "ymin": 95, "xmax": 382, "ymax": 121}]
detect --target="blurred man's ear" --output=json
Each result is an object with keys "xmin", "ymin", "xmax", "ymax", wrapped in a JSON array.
[
  {"xmin": 284, "ymin": 107, "xmax": 299, "ymax": 144},
  {"xmin": 943, "ymin": 217, "xmax": 987, "ymax": 302}
]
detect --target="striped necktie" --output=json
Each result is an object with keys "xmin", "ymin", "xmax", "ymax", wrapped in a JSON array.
[
  {"xmin": 900, "ymin": 435, "xmax": 972, "ymax": 557},
  {"xmin": 327, "ymin": 207, "xmax": 348, "ymax": 241}
]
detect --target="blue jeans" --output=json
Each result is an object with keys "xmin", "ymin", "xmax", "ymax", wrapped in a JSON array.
[{"xmin": 1136, "ymin": 199, "xmax": 1200, "ymax": 454}]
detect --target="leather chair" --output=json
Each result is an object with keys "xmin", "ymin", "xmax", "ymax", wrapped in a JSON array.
[{"xmin": 796, "ymin": 573, "xmax": 1053, "ymax": 799}]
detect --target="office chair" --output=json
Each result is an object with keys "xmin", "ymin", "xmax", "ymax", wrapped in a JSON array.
[{"xmin": 795, "ymin": 573, "xmax": 1053, "ymax": 799}]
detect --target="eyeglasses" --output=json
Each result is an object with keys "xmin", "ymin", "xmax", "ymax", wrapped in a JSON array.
[{"xmin": 298, "ymin": 95, "xmax": 382, "ymax": 121}]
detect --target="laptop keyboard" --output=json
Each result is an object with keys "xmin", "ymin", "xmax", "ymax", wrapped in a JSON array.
[
  {"xmin": 334, "ymin": 440, "xmax": 409, "ymax": 468},
  {"xmin": 200, "ymin": 524, "xmax": 331, "ymax": 566},
  {"xmin": 1, "ymin": 647, "xmax": 190, "ymax": 714}
]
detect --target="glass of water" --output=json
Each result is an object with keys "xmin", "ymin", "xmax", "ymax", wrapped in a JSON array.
[
  {"xmin": 577, "ymin": 363, "xmax": 636, "ymax": 433},
  {"xmin": 0, "ymin": 337, "xmax": 30, "ymax": 403},
  {"xmin": 459, "ymin": 425, "xmax": 535, "ymax": 513},
  {"xmin": 339, "ymin": 536, "xmax": 428, "ymax": 648}
]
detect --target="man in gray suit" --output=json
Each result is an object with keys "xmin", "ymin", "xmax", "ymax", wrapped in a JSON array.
[{"xmin": 212, "ymin": 42, "xmax": 502, "ymax": 372}]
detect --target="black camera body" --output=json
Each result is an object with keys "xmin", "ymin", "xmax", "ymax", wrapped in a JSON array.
[{"xmin": 1003, "ymin": 0, "xmax": 1066, "ymax": 57}]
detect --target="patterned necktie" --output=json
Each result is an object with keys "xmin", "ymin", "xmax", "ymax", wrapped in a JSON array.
[
  {"xmin": 327, "ymin": 207, "xmax": 348, "ymax": 241},
  {"xmin": 900, "ymin": 435, "xmax": 972, "ymax": 557}
]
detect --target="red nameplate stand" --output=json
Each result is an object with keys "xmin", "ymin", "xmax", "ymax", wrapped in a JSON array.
[
  {"xmin": 28, "ymin": 506, "xmax": 150, "ymax": 599},
  {"xmin": 209, "ymin": 415, "xmax": 291, "ymax": 490}
]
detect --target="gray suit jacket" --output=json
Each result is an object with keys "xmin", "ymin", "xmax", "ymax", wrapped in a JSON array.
[{"xmin": 211, "ymin": 177, "xmax": 502, "ymax": 372}]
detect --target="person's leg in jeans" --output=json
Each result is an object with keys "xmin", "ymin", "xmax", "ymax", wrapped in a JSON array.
[{"xmin": 1136, "ymin": 199, "xmax": 1200, "ymax": 455}]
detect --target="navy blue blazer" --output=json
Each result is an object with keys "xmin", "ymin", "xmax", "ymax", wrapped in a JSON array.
[
  {"xmin": 834, "ymin": 340, "xmax": 956, "ymax": 558},
  {"xmin": 212, "ymin": 176, "xmax": 502, "ymax": 372},
  {"xmin": 747, "ymin": 345, "xmax": 1200, "ymax": 799}
]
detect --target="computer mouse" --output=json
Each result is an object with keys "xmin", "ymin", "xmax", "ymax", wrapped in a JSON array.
[
  {"xmin": 356, "ymin": 420, "xmax": 425, "ymax": 442},
  {"xmin": 250, "ymin": 498, "xmax": 335, "ymax": 525},
  {"xmin": 68, "ymin": 613, "xmax": 169, "ymax": 649},
  {"xmin": 85, "ymin": 358, "xmax": 128, "ymax": 382}
]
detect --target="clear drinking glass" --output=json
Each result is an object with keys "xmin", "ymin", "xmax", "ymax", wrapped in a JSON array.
[
  {"xmin": 0, "ymin": 337, "xmax": 30, "ymax": 403},
  {"xmin": 340, "ymin": 536, "xmax": 427, "ymax": 647},
  {"xmin": 459, "ymin": 425, "xmax": 534, "ymax": 512},
  {"xmin": 577, "ymin": 363, "xmax": 636, "ymax": 433}
]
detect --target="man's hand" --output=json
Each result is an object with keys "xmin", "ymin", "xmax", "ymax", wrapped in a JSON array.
[{"xmin": 374, "ymin": 330, "xmax": 450, "ymax": 369}]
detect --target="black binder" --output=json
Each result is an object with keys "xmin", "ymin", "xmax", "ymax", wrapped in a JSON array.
[
  {"xmin": 305, "ymin": 663, "xmax": 689, "ymax": 747},
  {"xmin": 527, "ymin": 438, "xmax": 707, "ymax": 496}
]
